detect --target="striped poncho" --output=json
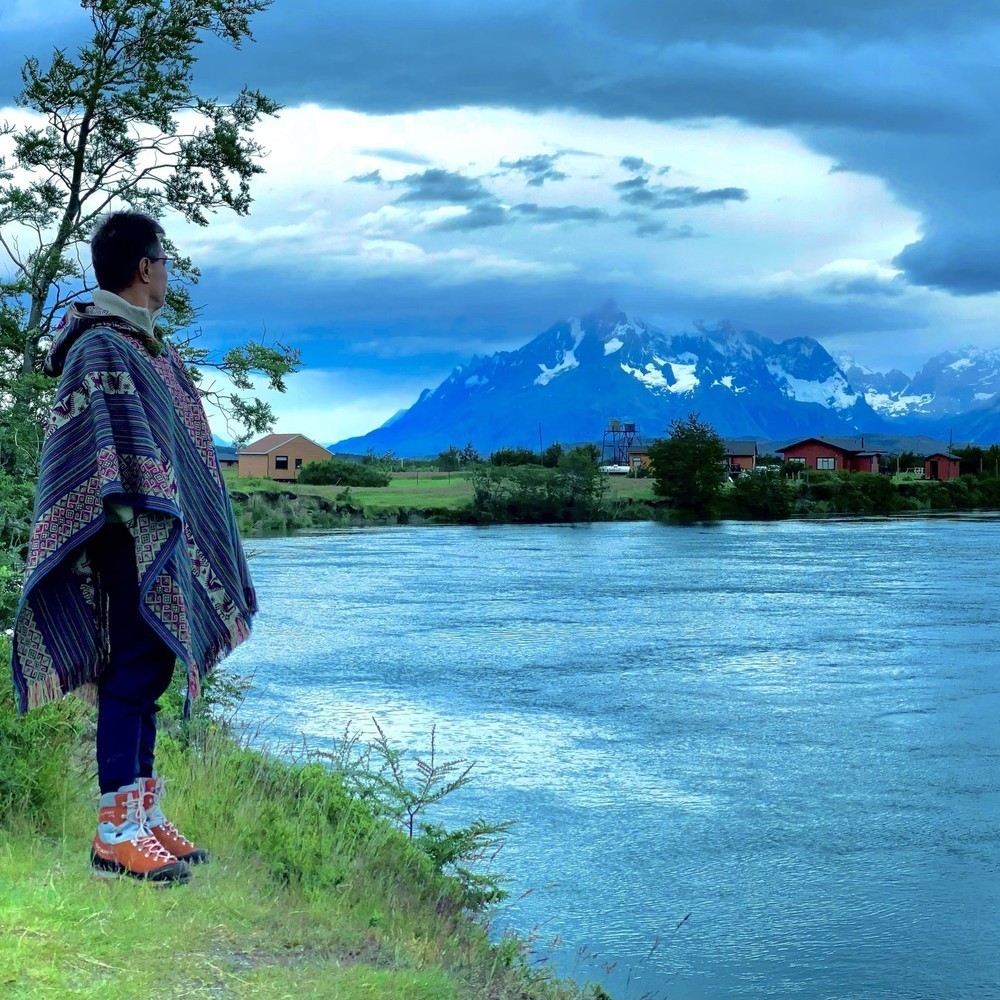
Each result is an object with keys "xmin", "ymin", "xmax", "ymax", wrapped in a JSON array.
[{"xmin": 11, "ymin": 303, "xmax": 257, "ymax": 714}]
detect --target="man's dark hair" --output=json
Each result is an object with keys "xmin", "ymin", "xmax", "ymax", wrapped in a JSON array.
[{"xmin": 91, "ymin": 212, "xmax": 165, "ymax": 293}]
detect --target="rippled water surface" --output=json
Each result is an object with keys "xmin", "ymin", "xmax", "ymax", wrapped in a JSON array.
[{"xmin": 227, "ymin": 519, "xmax": 1000, "ymax": 1000}]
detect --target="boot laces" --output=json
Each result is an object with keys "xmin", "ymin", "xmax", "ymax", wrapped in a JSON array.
[
  {"xmin": 125, "ymin": 792, "xmax": 177, "ymax": 862},
  {"xmin": 135, "ymin": 832, "xmax": 177, "ymax": 862},
  {"xmin": 159, "ymin": 819, "xmax": 193, "ymax": 848},
  {"xmin": 147, "ymin": 778, "xmax": 194, "ymax": 848}
]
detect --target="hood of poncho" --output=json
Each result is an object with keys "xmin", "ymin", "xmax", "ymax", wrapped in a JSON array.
[{"xmin": 45, "ymin": 299, "xmax": 164, "ymax": 378}]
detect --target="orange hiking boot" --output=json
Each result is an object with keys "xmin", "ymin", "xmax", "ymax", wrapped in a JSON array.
[
  {"xmin": 91, "ymin": 784, "xmax": 191, "ymax": 884},
  {"xmin": 141, "ymin": 776, "xmax": 210, "ymax": 865}
]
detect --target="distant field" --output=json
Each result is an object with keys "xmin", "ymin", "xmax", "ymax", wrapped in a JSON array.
[{"xmin": 224, "ymin": 468, "xmax": 655, "ymax": 512}]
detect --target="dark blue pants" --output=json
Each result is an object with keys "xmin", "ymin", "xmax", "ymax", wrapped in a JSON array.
[{"xmin": 92, "ymin": 524, "xmax": 177, "ymax": 794}]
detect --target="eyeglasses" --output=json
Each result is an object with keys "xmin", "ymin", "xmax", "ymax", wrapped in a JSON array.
[{"xmin": 147, "ymin": 256, "xmax": 172, "ymax": 271}]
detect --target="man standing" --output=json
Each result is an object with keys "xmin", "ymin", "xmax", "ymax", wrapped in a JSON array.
[{"xmin": 11, "ymin": 212, "xmax": 257, "ymax": 884}]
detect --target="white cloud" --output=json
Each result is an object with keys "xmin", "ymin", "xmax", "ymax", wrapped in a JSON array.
[
  {"xmin": 200, "ymin": 367, "xmax": 432, "ymax": 446},
  {"xmin": 0, "ymin": 100, "xmax": 928, "ymax": 301},
  {"xmin": 173, "ymin": 105, "xmax": 923, "ymax": 296}
]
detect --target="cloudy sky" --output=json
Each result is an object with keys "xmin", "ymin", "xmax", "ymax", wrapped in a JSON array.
[{"xmin": 2, "ymin": 0, "xmax": 999, "ymax": 443}]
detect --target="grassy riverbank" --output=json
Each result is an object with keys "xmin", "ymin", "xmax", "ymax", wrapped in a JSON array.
[
  {"xmin": 0, "ymin": 637, "xmax": 607, "ymax": 1000},
  {"xmin": 225, "ymin": 470, "xmax": 657, "ymax": 533},
  {"xmin": 225, "ymin": 465, "xmax": 1000, "ymax": 532}
]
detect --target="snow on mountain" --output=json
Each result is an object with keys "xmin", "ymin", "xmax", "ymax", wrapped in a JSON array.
[
  {"xmin": 330, "ymin": 305, "xmax": 890, "ymax": 456},
  {"xmin": 902, "ymin": 347, "xmax": 1000, "ymax": 416},
  {"xmin": 534, "ymin": 318, "xmax": 583, "ymax": 386},
  {"xmin": 840, "ymin": 347, "xmax": 1000, "ymax": 429}
]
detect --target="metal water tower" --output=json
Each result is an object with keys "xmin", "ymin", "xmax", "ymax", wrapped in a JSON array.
[{"xmin": 602, "ymin": 419, "xmax": 641, "ymax": 465}]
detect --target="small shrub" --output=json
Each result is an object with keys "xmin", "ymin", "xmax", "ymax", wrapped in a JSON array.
[
  {"xmin": 489, "ymin": 447, "xmax": 539, "ymax": 467},
  {"xmin": 299, "ymin": 459, "xmax": 391, "ymax": 487},
  {"xmin": 728, "ymin": 470, "xmax": 792, "ymax": 518}
]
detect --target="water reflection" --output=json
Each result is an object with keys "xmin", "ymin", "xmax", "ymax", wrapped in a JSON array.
[{"xmin": 228, "ymin": 520, "xmax": 1000, "ymax": 1000}]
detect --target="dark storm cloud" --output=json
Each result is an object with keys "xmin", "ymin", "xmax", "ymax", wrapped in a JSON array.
[
  {"xmin": 633, "ymin": 221, "xmax": 697, "ymax": 240},
  {"xmin": 805, "ymin": 122, "xmax": 1000, "ymax": 295},
  {"xmin": 187, "ymin": 1, "xmax": 970, "ymax": 132},
  {"xmin": 387, "ymin": 166, "xmax": 621, "ymax": 231},
  {"xmin": 432, "ymin": 203, "xmax": 510, "ymax": 232},
  {"xmin": 432, "ymin": 200, "xmax": 624, "ymax": 231},
  {"xmin": 194, "ymin": 263, "xmax": 928, "ymax": 384},
  {"xmin": 195, "ymin": 265, "xmax": 623, "ymax": 374},
  {"xmin": 394, "ymin": 168, "xmax": 493, "ymax": 204},
  {"xmin": 14, "ymin": 0, "xmax": 1000, "ymax": 297},
  {"xmin": 359, "ymin": 147, "xmax": 431, "ymax": 165},
  {"xmin": 620, "ymin": 156, "xmax": 652, "ymax": 174},
  {"xmin": 613, "ymin": 177, "xmax": 649, "ymax": 195},
  {"xmin": 581, "ymin": 0, "xmax": 999, "ymax": 45},
  {"xmin": 823, "ymin": 275, "xmax": 906, "ymax": 298},
  {"xmin": 511, "ymin": 203, "xmax": 608, "ymax": 223},
  {"xmin": 614, "ymin": 176, "xmax": 749, "ymax": 210},
  {"xmin": 893, "ymin": 227, "xmax": 1000, "ymax": 296},
  {"xmin": 498, "ymin": 154, "xmax": 568, "ymax": 186},
  {"xmin": 349, "ymin": 169, "xmax": 384, "ymax": 184},
  {"xmin": 389, "ymin": 167, "xmax": 511, "ymax": 230}
]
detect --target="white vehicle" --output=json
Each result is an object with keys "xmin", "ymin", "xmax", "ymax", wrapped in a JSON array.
[{"xmin": 599, "ymin": 464, "xmax": 631, "ymax": 475}]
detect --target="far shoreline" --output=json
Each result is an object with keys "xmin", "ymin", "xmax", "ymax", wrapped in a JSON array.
[{"xmin": 226, "ymin": 478, "xmax": 1000, "ymax": 537}]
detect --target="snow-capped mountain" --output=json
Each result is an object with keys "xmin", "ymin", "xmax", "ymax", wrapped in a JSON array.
[
  {"xmin": 330, "ymin": 305, "xmax": 889, "ymax": 456},
  {"xmin": 834, "ymin": 354, "xmax": 912, "ymax": 414},
  {"xmin": 843, "ymin": 347, "xmax": 1000, "ymax": 424}
]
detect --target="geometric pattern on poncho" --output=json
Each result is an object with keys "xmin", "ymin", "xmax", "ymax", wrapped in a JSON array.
[{"xmin": 11, "ymin": 308, "xmax": 258, "ymax": 714}]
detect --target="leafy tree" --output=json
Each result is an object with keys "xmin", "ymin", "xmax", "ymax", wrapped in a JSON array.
[
  {"xmin": 728, "ymin": 469, "xmax": 792, "ymax": 519},
  {"xmin": 0, "ymin": 0, "xmax": 298, "ymax": 444},
  {"xmin": 488, "ymin": 446, "xmax": 538, "ymax": 467},
  {"xmin": 0, "ymin": 469, "xmax": 37, "ymax": 626},
  {"xmin": 459, "ymin": 442, "xmax": 481, "ymax": 466},
  {"xmin": 648, "ymin": 413, "xmax": 726, "ymax": 518},
  {"xmin": 438, "ymin": 445, "xmax": 461, "ymax": 472},
  {"xmin": 855, "ymin": 472, "xmax": 902, "ymax": 514},
  {"xmin": 470, "ymin": 465, "xmax": 557, "ymax": 522},
  {"xmin": 468, "ymin": 444, "xmax": 608, "ymax": 523},
  {"xmin": 986, "ymin": 444, "xmax": 1000, "ymax": 478},
  {"xmin": 953, "ymin": 445, "xmax": 987, "ymax": 476},
  {"xmin": 890, "ymin": 451, "xmax": 926, "ymax": 475},
  {"xmin": 362, "ymin": 448, "xmax": 397, "ymax": 471},
  {"xmin": 557, "ymin": 443, "xmax": 607, "ymax": 515},
  {"xmin": 540, "ymin": 442, "xmax": 563, "ymax": 468}
]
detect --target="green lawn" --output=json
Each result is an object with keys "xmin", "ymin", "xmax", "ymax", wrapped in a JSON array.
[{"xmin": 225, "ymin": 469, "xmax": 655, "ymax": 514}]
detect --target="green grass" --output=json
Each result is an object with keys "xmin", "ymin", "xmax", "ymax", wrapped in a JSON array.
[
  {"xmin": 224, "ymin": 469, "xmax": 656, "ymax": 517},
  {"xmin": 349, "ymin": 472, "xmax": 476, "ymax": 512},
  {"xmin": 0, "ymin": 638, "xmax": 604, "ymax": 1000},
  {"xmin": 0, "ymin": 832, "xmax": 460, "ymax": 999}
]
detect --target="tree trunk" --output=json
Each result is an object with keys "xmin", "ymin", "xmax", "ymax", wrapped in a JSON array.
[{"xmin": 21, "ymin": 296, "xmax": 45, "ymax": 375}]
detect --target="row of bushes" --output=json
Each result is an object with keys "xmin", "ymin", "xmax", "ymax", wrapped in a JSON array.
[
  {"xmin": 298, "ymin": 458, "xmax": 392, "ymax": 487},
  {"xmin": 718, "ymin": 469, "xmax": 1000, "ymax": 519},
  {"xmin": 469, "ymin": 446, "xmax": 611, "ymax": 523}
]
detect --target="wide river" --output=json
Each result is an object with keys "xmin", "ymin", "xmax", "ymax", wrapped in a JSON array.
[{"xmin": 225, "ymin": 518, "xmax": 1000, "ymax": 1000}]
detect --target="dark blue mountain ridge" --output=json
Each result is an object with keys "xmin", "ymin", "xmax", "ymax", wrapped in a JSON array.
[
  {"xmin": 839, "ymin": 345, "xmax": 1000, "ymax": 432},
  {"xmin": 329, "ymin": 304, "xmax": 894, "ymax": 456}
]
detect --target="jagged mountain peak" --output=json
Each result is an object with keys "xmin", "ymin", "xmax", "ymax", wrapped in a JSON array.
[{"xmin": 328, "ymin": 306, "xmax": 893, "ymax": 456}]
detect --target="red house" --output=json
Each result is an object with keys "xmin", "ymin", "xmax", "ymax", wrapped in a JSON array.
[
  {"xmin": 777, "ymin": 436, "xmax": 881, "ymax": 473},
  {"xmin": 924, "ymin": 452, "xmax": 960, "ymax": 481}
]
